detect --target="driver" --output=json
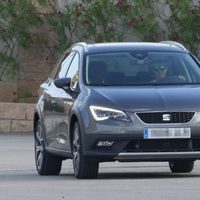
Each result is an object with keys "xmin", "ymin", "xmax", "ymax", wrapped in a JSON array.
[{"xmin": 149, "ymin": 61, "xmax": 169, "ymax": 82}]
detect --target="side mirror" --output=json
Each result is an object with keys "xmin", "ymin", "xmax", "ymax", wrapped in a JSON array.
[{"xmin": 54, "ymin": 78, "xmax": 71, "ymax": 89}]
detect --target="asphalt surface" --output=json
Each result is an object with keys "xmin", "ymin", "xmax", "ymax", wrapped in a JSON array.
[{"xmin": 1, "ymin": 134, "xmax": 200, "ymax": 200}]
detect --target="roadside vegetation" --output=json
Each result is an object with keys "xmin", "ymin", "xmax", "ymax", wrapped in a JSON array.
[
  {"xmin": 0, "ymin": 0, "xmax": 199, "ymax": 80},
  {"xmin": 44, "ymin": 0, "xmax": 200, "ymax": 55},
  {"xmin": 0, "ymin": 0, "xmax": 40, "ymax": 81}
]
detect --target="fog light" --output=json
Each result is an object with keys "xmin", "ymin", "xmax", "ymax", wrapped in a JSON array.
[{"xmin": 96, "ymin": 141, "xmax": 114, "ymax": 147}]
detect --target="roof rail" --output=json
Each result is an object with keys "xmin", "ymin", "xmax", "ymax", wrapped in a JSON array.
[
  {"xmin": 160, "ymin": 41, "xmax": 188, "ymax": 52},
  {"xmin": 74, "ymin": 42, "xmax": 88, "ymax": 52}
]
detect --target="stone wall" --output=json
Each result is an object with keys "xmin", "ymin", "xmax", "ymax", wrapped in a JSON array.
[
  {"xmin": 0, "ymin": 24, "xmax": 58, "ymax": 103},
  {"xmin": 0, "ymin": 81, "xmax": 18, "ymax": 102},
  {"xmin": 17, "ymin": 45, "xmax": 55, "ymax": 103},
  {"xmin": 0, "ymin": 103, "xmax": 35, "ymax": 133}
]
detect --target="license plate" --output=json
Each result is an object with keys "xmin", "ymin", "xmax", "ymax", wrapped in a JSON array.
[{"xmin": 144, "ymin": 128, "xmax": 191, "ymax": 139}]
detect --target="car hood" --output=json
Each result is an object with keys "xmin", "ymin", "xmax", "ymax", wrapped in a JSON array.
[{"xmin": 90, "ymin": 85, "xmax": 200, "ymax": 112}]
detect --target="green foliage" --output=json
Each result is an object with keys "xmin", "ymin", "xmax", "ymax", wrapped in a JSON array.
[
  {"xmin": 0, "ymin": 0, "xmax": 200, "ymax": 82},
  {"xmin": 45, "ymin": 0, "xmax": 158, "ymax": 52},
  {"xmin": 17, "ymin": 89, "xmax": 32, "ymax": 102},
  {"xmin": 38, "ymin": 0, "xmax": 48, "ymax": 7},
  {"xmin": 44, "ymin": 0, "xmax": 200, "ymax": 57},
  {"xmin": 80, "ymin": 0, "xmax": 125, "ymax": 42},
  {"xmin": 117, "ymin": 0, "xmax": 159, "ymax": 41},
  {"xmin": 0, "ymin": 0, "xmax": 40, "ymax": 81},
  {"xmin": 164, "ymin": 0, "xmax": 200, "ymax": 56},
  {"xmin": 0, "ymin": 52, "xmax": 19, "ymax": 79}
]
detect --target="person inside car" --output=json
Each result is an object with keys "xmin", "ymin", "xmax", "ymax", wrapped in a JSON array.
[{"xmin": 149, "ymin": 61, "xmax": 169, "ymax": 82}]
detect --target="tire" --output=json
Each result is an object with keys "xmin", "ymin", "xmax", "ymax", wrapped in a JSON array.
[
  {"xmin": 169, "ymin": 160, "xmax": 194, "ymax": 173},
  {"xmin": 34, "ymin": 121, "xmax": 62, "ymax": 175},
  {"xmin": 72, "ymin": 122, "xmax": 99, "ymax": 179}
]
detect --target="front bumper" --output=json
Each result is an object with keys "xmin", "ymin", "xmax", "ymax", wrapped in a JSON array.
[
  {"xmin": 115, "ymin": 151, "xmax": 200, "ymax": 161},
  {"xmin": 80, "ymin": 111, "xmax": 200, "ymax": 162},
  {"xmin": 82, "ymin": 133, "xmax": 200, "ymax": 162}
]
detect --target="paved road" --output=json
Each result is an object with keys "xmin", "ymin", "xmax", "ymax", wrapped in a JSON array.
[{"xmin": 0, "ymin": 134, "xmax": 200, "ymax": 200}]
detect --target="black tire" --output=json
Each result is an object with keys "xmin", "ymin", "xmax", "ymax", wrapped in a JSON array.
[
  {"xmin": 34, "ymin": 121, "xmax": 62, "ymax": 175},
  {"xmin": 72, "ymin": 122, "xmax": 99, "ymax": 179},
  {"xmin": 169, "ymin": 160, "xmax": 194, "ymax": 173}
]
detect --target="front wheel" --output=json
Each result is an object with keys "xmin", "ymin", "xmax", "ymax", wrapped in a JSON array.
[
  {"xmin": 34, "ymin": 121, "xmax": 62, "ymax": 175},
  {"xmin": 72, "ymin": 122, "xmax": 99, "ymax": 179},
  {"xmin": 169, "ymin": 160, "xmax": 194, "ymax": 173}
]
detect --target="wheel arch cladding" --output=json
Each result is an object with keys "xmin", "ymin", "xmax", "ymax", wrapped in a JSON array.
[
  {"xmin": 70, "ymin": 114, "xmax": 78, "ymax": 148},
  {"xmin": 34, "ymin": 112, "xmax": 39, "ymax": 133}
]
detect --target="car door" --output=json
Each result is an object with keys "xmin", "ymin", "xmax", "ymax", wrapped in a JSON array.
[
  {"xmin": 51, "ymin": 52, "xmax": 80, "ymax": 151},
  {"xmin": 42, "ymin": 51, "xmax": 76, "ymax": 148}
]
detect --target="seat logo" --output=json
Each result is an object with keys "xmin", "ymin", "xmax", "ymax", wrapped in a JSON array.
[{"xmin": 163, "ymin": 114, "xmax": 171, "ymax": 122}]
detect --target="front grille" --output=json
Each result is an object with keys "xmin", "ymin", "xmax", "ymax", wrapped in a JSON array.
[
  {"xmin": 124, "ymin": 139, "xmax": 200, "ymax": 153},
  {"xmin": 136, "ymin": 112, "xmax": 195, "ymax": 124}
]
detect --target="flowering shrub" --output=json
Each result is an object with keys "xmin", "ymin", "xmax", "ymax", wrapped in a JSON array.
[
  {"xmin": 163, "ymin": 0, "xmax": 200, "ymax": 56},
  {"xmin": 45, "ymin": 0, "xmax": 200, "ymax": 57},
  {"xmin": 0, "ymin": 0, "xmax": 40, "ymax": 80},
  {"xmin": 1, "ymin": 0, "xmax": 200, "ymax": 82},
  {"xmin": 45, "ymin": 0, "xmax": 158, "ymax": 52}
]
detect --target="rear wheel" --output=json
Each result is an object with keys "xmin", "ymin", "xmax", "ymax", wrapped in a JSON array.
[
  {"xmin": 72, "ymin": 122, "xmax": 99, "ymax": 179},
  {"xmin": 34, "ymin": 121, "xmax": 62, "ymax": 175},
  {"xmin": 169, "ymin": 160, "xmax": 194, "ymax": 173}
]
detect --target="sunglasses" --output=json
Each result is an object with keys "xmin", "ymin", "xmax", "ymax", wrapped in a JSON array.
[{"xmin": 151, "ymin": 65, "xmax": 167, "ymax": 71}]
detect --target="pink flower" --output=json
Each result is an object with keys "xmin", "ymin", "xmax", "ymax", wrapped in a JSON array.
[
  {"xmin": 83, "ymin": 19, "xmax": 90, "ymax": 26},
  {"xmin": 75, "ymin": 12, "xmax": 82, "ymax": 17},
  {"xmin": 190, "ymin": 7, "xmax": 197, "ymax": 15},
  {"xmin": 116, "ymin": 0, "xmax": 123, "ymax": 7},
  {"xmin": 169, "ymin": 3, "xmax": 175, "ymax": 8},
  {"xmin": 79, "ymin": 3, "xmax": 85, "ymax": 8},
  {"xmin": 128, "ymin": 18, "xmax": 136, "ymax": 26},
  {"xmin": 125, "ymin": 4, "xmax": 131, "ymax": 10}
]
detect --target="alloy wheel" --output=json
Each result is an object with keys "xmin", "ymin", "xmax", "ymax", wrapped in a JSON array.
[
  {"xmin": 72, "ymin": 124, "xmax": 80, "ymax": 176},
  {"xmin": 35, "ymin": 123, "xmax": 44, "ymax": 171}
]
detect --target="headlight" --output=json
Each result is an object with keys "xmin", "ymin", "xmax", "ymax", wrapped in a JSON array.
[{"xmin": 89, "ymin": 106, "xmax": 131, "ymax": 122}]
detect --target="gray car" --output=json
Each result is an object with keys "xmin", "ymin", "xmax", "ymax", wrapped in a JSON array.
[{"xmin": 34, "ymin": 41, "xmax": 200, "ymax": 179}]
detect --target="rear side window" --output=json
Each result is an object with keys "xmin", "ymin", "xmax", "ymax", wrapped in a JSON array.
[
  {"xmin": 66, "ymin": 53, "xmax": 79, "ymax": 89},
  {"xmin": 56, "ymin": 51, "xmax": 75, "ymax": 79}
]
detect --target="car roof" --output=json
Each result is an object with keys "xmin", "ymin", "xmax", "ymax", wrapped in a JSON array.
[{"xmin": 74, "ymin": 42, "xmax": 189, "ymax": 54}]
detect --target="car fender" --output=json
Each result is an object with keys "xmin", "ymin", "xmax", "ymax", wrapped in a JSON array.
[
  {"xmin": 69, "ymin": 105, "xmax": 89, "ymax": 152},
  {"xmin": 33, "ymin": 97, "xmax": 48, "ymax": 146}
]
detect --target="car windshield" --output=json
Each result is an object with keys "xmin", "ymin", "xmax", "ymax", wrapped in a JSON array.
[{"xmin": 84, "ymin": 51, "xmax": 200, "ymax": 86}]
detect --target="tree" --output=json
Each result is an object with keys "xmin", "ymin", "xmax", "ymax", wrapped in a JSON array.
[{"xmin": 0, "ymin": 0, "xmax": 39, "ymax": 80}]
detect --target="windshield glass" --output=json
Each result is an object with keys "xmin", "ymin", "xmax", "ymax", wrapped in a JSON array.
[{"xmin": 84, "ymin": 51, "xmax": 200, "ymax": 86}]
